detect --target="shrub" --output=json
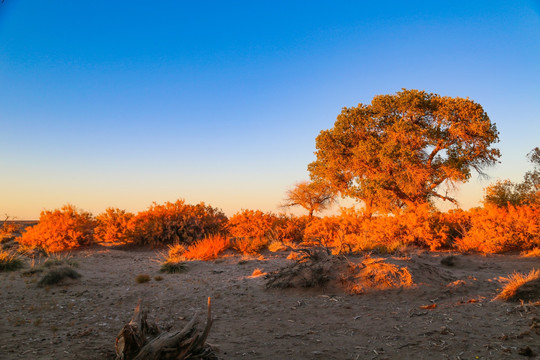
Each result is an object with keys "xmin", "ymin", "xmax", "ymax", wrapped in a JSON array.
[
  {"xmin": 0, "ymin": 250, "xmax": 24, "ymax": 271},
  {"xmin": 18, "ymin": 204, "xmax": 95, "ymax": 252},
  {"xmin": 227, "ymin": 210, "xmax": 275, "ymax": 239},
  {"xmin": 270, "ymin": 214, "xmax": 309, "ymax": 244},
  {"xmin": 303, "ymin": 215, "xmax": 343, "ymax": 248},
  {"xmin": 94, "ymin": 208, "xmax": 134, "ymax": 245},
  {"xmin": 455, "ymin": 205, "xmax": 540, "ymax": 253},
  {"xmin": 127, "ymin": 200, "xmax": 227, "ymax": 246},
  {"xmin": 1, "ymin": 216, "xmax": 21, "ymax": 241},
  {"xmin": 37, "ymin": 266, "xmax": 81, "ymax": 287}
]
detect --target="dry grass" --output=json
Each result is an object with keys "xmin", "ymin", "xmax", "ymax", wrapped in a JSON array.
[
  {"xmin": 0, "ymin": 250, "xmax": 24, "ymax": 272},
  {"xmin": 160, "ymin": 261, "xmax": 187, "ymax": 274},
  {"xmin": 37, "ymin": 267, "xmax": 81, "ymax": 287},
  {"xmin": 494, "ymin": 269, "xmax": 540, "ymax": 302},
  {"xmin": 233, "ymin": 237, "xmax": 269, "ymax": 255},
  {"xmin": 249, "ymin": 268, "xmax": 267, "ymax": 278},
  {"xmin": 268, "ymin": 240, "xmax": 288, "ymax": 252},
  {"xmin": 342, "ymin": 256, "xmax": 414, "ymax": 295},
  {"xmin": 521, "ymin": 248, "xmax": 540, "ymax": 257},
  {"xmin": 135, "ymin": 274, "xmax": 151, "ymax": 284},
  {"xmin": 182, "ymin": 235, "xmax": 230, "ymax": 261}
]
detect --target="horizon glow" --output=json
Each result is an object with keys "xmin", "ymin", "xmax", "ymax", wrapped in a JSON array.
[{"xmin": 1, "ymin": 1, "xmax": 539, "ymax": 219}]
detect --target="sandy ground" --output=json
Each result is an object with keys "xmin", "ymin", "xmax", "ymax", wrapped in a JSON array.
[{"xmin": 1, "ymin": 247, "xmax": 539, "ymax": 360}]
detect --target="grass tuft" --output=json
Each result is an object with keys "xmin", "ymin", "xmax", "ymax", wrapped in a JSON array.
[
  {"xmin": 160, "ymin": 261, "xmax": 187, "ymax": 274},
  {"xmin": 135, "ymin": 274, "xmax": 151, "ymax": 283},
  {"xmin": 0, "ymin": 250, "xmax": 24, "ymax": 272},
  {"xmin": 37, "ymin": 267, "xmax": 81, "ymax": 287},
  {"xmin": 521, "ymin": 248, "xmax": 540, "ymax": 258},
  {"xmin": 494, "ymin": 269, "xmax": 540, "ymax": 302}
]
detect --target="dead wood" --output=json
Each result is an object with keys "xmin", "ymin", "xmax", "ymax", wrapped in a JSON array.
[{"xmin": 115, "ymin": 298, "xmax": 216, "ymax": 360}]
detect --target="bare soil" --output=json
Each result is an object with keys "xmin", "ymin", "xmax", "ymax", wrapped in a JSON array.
[{"xmin": 1, "ymin": 247, "xmax": 539, "ymax": 359}]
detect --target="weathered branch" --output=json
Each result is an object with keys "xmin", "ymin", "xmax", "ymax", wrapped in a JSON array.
[{"xmin": 115, "ymin": 299, "xmax": 216, "ymax": 360}]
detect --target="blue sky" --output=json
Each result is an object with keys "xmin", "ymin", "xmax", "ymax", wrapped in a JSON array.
[{"xmin": 1, "ymin": 1, "xmax": 539, "ymax": 219}]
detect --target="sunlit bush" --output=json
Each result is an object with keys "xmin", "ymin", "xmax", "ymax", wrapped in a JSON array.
[
  {"xmin": 233, "ymin": 236, "xmax": 269, "ymax": 255},
  {"xmin": 227, "ymin": 210, "xmax": 280, "ymax": 255},
  {"xmin": 270, "ymin": 214, "xmax": 309, "ymax": 244},
  {"xmin": 18, "ymin": 204, "xmax": 95, "ymax": 253},
  {"xmin": 303, "ymin": 206, "xmax": 455, "ymax": 254},
  {"xmin": 227, "ymin": 210, "xmax": 275, "ymax": 239},
  {"xmin": 455, "ymin": 205, "xmax": 540, "ymax": 253},
  {"xmin": 94, "ymin": 208, "xmax": 134, "ymax": 245},
  {"xmin": 127, "ymin": 200, "xmax": 227, "ymax": 246}
]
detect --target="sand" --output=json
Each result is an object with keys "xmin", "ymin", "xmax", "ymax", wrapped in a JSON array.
[{"xmin": 1, "ymin": 247, "xmax": 539, "ymax": 359}]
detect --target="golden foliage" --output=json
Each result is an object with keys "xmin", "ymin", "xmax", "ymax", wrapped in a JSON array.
[
  {"xmin": 455, "ymin": 205, "xmax": 540, "ymax": 253},
  {"xmin": 127, "ymin": 200, "xmax": 227, "ymax": 247},
  {"xmin": 309, "ymin": 89, "xmax": 500, "ymax": 213},
  {"xmin": 94, "ymin": 208, "xmax": 134, "ymax": 245},
  {"xmin": 18, "ymin": 204, "xmax": 95, "ymax": 252},
  {"xmin": 227, "ymin": 209, "xmax": 275, "ymax": 239},
  {"xmin": 304, "ymin": 206, "xmax": 453, "ymax": 254}
]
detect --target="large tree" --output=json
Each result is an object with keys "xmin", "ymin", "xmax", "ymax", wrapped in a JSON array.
[{"xmin": 308, "ymin": 89, "xmax": 500, "ymax": 214}]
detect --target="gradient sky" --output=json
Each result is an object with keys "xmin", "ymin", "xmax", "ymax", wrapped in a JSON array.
[{"xmin": 1, "ymin": 1, "xmax": 539, "ymax": 219}]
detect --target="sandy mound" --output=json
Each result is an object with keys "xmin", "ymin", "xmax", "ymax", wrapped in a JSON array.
[
  {"xmin": 265, "ymin": 248, "xmax": 417, "ymax": 294},
  {"xmin": 341, "ymin": 257, "xmax": 413, "ymax": 294}
]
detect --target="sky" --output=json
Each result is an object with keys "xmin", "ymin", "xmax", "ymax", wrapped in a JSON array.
[{"xmin": 1, "ymin": 1, "xmax": 539, "ymax": 219}]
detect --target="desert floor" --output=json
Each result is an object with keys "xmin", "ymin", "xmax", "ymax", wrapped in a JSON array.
[{"xmin": 1, "ymin": 247, "xmax": 539, "ymax": 360}]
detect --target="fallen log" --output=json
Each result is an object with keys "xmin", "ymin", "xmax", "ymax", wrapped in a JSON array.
[{"xmin": 115, "ymin": 298, "xmax": 216, "ymax": 360}]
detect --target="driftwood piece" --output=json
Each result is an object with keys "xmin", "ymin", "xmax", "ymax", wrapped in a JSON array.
[{"xmin": 115, "ymin": 298, "xmax": 216, "ymax": 360}]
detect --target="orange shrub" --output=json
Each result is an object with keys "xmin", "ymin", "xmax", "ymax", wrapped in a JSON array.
[
  {"xmin": 233, "ymin": 236, "xmax": 269, "ymax": 255},
  {"xmin": 18, "ymin": 204, "xmax": 95, "ymax": 252},
  {"xmin": 94, "ymin": 208, "xmax": 134, "ymax": 245},
  {"xmin": 127, "ymin": 200, "xmax": 227, "ymax": 246},
  {"xmin": 227, "ymin": 210, "xmax": 278, "ymax": 254},
  {"xmin": 227, "ymin": 210, "xmax": 275, "ymax": 239},
  {"xmin": 455, "ymin": 205, "xmax": 540, "ymax": 253},
  {"xmin": 270, "ymin": 214, "xmax": 309, "ymax": 244},
  {"xmin": 304, "ymin": 206, "xmax": 455, "ymax": 254},
  {"xmin": 303, "ymin": 215, "xmax": 343, "ymax": 247}
]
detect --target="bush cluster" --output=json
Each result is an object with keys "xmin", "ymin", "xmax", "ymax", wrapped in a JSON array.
[
  {"xmin": 128, "ymin": 200, "xmax": 227, "ymax": 247},
  {"xmin": 13, "ymin": 199, "xmax": 540, "ymax": 255}
]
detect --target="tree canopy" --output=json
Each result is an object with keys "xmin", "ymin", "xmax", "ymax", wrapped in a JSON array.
[{"xmin": 308, "ymin": 89, "xmax": 500, "ymax": 214}]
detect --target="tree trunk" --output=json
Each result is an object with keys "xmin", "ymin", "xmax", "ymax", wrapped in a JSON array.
[{"xmin": 115, "ymin": 298, "xmax": 216, "ymax": 360}]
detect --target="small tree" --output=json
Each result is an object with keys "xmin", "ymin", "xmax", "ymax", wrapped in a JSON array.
[
  {"xmin": 309, "ymin": 89, "xmax": 500, "ymax": 214},
  {"xmin": 483, "ymin": 147, "xmax": 540, "ymax": 207},
  {"xmin": 281, "ymin": 181, "xmax": 335, "ymax": 218}
]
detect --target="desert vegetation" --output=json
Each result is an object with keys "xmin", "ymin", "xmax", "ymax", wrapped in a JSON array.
[{"xmin": 2, "ymin": 90, "xmax": 540, "ymax": 359}]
